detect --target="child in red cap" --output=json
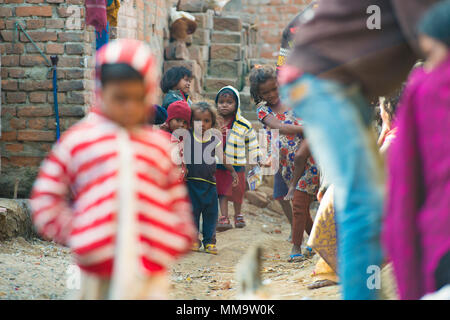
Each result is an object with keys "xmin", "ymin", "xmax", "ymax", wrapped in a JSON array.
[{"xmin": 161, "ymin": 100, "xmax": 192, "ymax": 134}]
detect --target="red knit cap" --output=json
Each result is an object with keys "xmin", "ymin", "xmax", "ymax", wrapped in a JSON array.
[{"xmin": 166, "ymin": 100, "xmax": 191, "ymax": 128}]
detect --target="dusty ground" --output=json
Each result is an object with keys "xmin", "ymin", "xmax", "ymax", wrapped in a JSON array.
[{"xmin": 0, "ymin": 200, "xmax": 340, "ymax": 300}]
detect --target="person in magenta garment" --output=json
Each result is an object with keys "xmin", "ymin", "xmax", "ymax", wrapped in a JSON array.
[{"xmin": 383, "ymin": 0, "xmax": 450, "ymax": 300}]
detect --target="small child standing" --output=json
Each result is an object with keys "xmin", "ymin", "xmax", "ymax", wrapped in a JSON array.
[
  {"xmin": 215, "ymin": 86, "xmax": 260, "ymax": 231},
  {"xmin": 161, "ymin": 66, "xmax": 193, "ymax": 109},
  {"xmin": 249, "ymin": 65, "xmax": 305, "ymax": 240},
  {"xmin": 181, "ymin": 102, "xmax": 227, "ymax": 254},
  {"xmin": 30, "ymin": 40, "xmax": 196, "ymax": 300},
  {"xmin": 285, "ymin": 141, "xmax": 320, "ymax": 261}
]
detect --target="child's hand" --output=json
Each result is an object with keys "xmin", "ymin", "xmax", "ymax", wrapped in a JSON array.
[{"xmin": 232, "ymin": 171, "xmax": 239, "ymax": 187}]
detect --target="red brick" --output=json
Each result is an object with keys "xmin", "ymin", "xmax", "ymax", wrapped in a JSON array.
[
  {"xmin": 0, "ymin": 131, "xmax": 18, "ymax": 141},
  {"xmin": 25, "ymin": 43, "xmax": 46, "ymax": 54},
  {"xmin": 6, "ymin": 92, "xmax": 26, "ymax": 103},
  {"xmin": 10, "ymin": 118, "xmax": 27, "ymax": 130},
  {"xmin": 17, "ymin": 106, "xmax": 53, "ymax": 117},
  {"xmin": 26, "ymin": 19, "xmax": 45, "ymax": 29},
  {"xmin": 7, "ymin": 156, "xmax": 43, "ymax": 167},
  {"xmin": 20, "ymin": 31, "xmax": 57, "ymax": 42},
  {"xmin": 19, "ymin": 80, "xmax": 53, "ymax": 91},
  {"xmin": 28, "ymin": 118, "xmax": 47, "ymax": 130},
  {"xmin": 1, "ymin": 80, "xmax": 18, "ymax": 91},
  {"xmin": 214, "ymin": 17, "xmax": 242, "ymax": 32},
  {"xmin": 64, "ymin": 69, "xmax": 84, "ymax": 80},
  {"xmin": 0, "ymin": 7, "xmax": 13, "ymax": 17},
  {"xmin": 8, "ymin": 69, "xmax": 25, "ymax": 78},
  {"xmin": 58, "ymin": 57, "xmax": 84, "ymax": 68},
  {"xmin": 45, "ymin": 19, "xmax": 65, "ymax": 29},
  {"xmin": 58, "ymin": 80, "xmax": 84, "ymax": 92},
  {"xmin": 1, "ymin": 106, "xmax": 16, "ymax": 117},
  {"xmin": 67, "ymin": 91, "xmax": 86, "ymax": 104},
  {"xmin": 58, "ymin": 105, "xmax": 85, "ymax": 117},
  {"xmin": 39, "ymin": 143, "xmax": 52, "ymax": 153},
  {"xmin": 0, "ymin": 31, "xmax": 14, "ymax": 42},
  {"xmin": 19, "ymin": 55, "xmax": 47, "ymax": 67},
  {"xmin": 58, "ymin": 32, "xmax": 84, "ymax": 42},
  {"xmin": 5, "ymin": 0, "xmax": 24, "ymax": 3},
  {"xmin": 210, "ymin": 44, "xmax": 241, "ymax": 60},
  {"xmin": 16, "ymin": 6, "xmax": 53, "ymax": 17},
  {"xmin": 46, "ymin": 43, "xmax": 64, "ymax": 54},
  {"xmin": 26, "ymin": 0, "xmax": 45, "ymax": 3},
  {"xmin": 4, "ymin": 43, "xmax": 25, "ymax": 55},
  {"xmin": 18, "ymin": 130, "xmax": 55, "ymax": 142},
  {"xmin": 65, "ymin": 43, "xmax": 85, "ymax": 55},
  {"xmin": 48, "ymin": 92, "xmax": 66, "ymax": 104},
  {"xmin": 29, "ymin": 92, "xmax": 47, "ymax": 103},
  {"xmin": 5, "ymin": 143, "xmax": 24, "ymax": 153}
]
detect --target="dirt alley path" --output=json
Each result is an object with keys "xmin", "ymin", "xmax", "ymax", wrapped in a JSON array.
[{"xmin": 0, "ymin": 200, "xmax": 340, "ymax": 300}]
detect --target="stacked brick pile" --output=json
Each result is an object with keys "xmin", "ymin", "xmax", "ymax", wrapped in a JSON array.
[
  {"xmin": 162, "ymin": 9, "xmax": 214, "ymax": 98},
  {"xmin": 174, "ymin": 3, "xmax": 260, "ymax": 118}
]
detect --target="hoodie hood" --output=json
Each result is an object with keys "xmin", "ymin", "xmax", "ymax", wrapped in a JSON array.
[
  {"xmin": 215, "ymin": 85, "xmax": 244, "ymax": 122},
  {"xmin": 95, "ymin": 39, "xmax": 159, "ymax": 108}
]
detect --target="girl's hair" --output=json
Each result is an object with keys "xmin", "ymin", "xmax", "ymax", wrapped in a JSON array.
[
  {"xmin": 100, "ymin": 63, "xmax": 143, "ymax": 86},
  {"xmin": 191, "ymin": 101, "xmax": 218, "ymax": 129},
  {"xmin": 384, "ymin": 84, "xmax": 404, "ymax": 121},
  {"xmin": 249, "ymin": 65, "xmax": 277, "ymax": 104},
  {"xmin": 215, "ymin": 88, "xmax": 239, "ymax": 108},
  {"xmin": 160, "ymin": 66, "xmax": 192, "ymax": 93}
]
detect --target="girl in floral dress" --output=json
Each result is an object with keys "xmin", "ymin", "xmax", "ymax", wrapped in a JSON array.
[{"xmin": 250, "ymin": 66, "xmax": 319, "ymax": 257}]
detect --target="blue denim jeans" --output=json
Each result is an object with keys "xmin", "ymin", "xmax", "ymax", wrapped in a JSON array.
[
  {"xmin": 281, "ymin": 73, "xmax": 385, "ymax": 300},
  {"xmin": 186, "ymin": 179, "xmax": 219, "ymax": 246}
]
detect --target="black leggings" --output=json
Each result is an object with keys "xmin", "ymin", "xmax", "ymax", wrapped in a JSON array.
[{"xmin": 435, "ymin": 251, "xmax": 450, "ymax": 290}]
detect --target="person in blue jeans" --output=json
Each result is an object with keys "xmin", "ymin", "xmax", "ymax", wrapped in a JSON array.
[{"xmin": 279, "ymin": 0, "xmax": 438, "ymax": 299}]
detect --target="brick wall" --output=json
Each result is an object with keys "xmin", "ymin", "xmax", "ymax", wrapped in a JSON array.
[
  {"xmin": 225, "ymin": 0, "xmax": 312, "ymax": 60},
  {"xmin": 0, "ymin": 0, "xmax": 96, "ymax": 198},
  {"xmin": 0, "ymin": 0, "xmax": 173, "ymax": 198}
]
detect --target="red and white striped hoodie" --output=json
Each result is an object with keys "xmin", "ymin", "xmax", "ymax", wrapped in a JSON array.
[
  {"xmin": 30, "ymin": 110, "xmax": 195, "ymax": 276},
  {"xmin": 30, "ymin": 40, "xmax": 196, "ymax": 297}
]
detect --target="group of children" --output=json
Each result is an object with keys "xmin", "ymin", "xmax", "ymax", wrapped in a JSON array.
[
  {"xmin": 29, "ymin": 35, "xmax": 322, "ymax": 298},
  {"xmin": 157, "ymin": 63, "xmax": 322, "ymax": 261},
  {"xmin": 27, "ymin": 0, "xmax": 450, "ymax": 300},
  {"xmin": 158, "ymin": 68, "xmax": 264, "ymax": 255}
]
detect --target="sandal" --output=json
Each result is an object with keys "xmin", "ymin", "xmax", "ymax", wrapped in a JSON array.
[
  {"xmin": 288, "ymin": 253, "xmax": 306, "ymax": 263},
  {"xmin": 216, "ymin": 216, "xmax": 232, "ymax": 232},
  {"xmin": 234, "ymin": 215, "xmax": 246, "ymax": 228},
  {"xmin": 303, "ymin": 246, "xmax": 315, "ymax": 258},
  {"xmin": 204, "ymin": 243, "xmax": 218, "ymax": 255}
]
